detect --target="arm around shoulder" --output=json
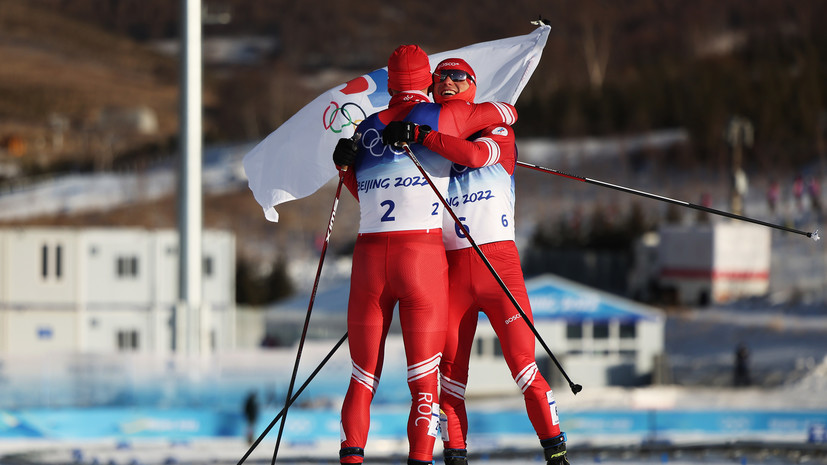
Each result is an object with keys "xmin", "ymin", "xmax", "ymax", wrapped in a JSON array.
[{"xmin": 442, "ymin": 100, "xmax": 518, "ymax": 139}]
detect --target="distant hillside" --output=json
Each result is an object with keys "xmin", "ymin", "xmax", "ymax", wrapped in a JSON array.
[
  {"xmin": 6, "ymin": 0, "xmax": 827, "ymax": 172},
  {"xmin": 0, "ymin": 2, "xmax": 181, "ymax": 174}
]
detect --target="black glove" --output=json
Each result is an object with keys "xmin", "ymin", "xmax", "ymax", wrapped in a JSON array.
[
  {"xmin": 383, "ymin": 121, "xmax": 431, "ymax": 146},
  {"xmin": 333, "ymin": 137, "xmax": 358, "ymax": 167}
]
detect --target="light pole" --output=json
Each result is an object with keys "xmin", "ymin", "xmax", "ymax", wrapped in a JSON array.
[
  {"xmin": 726, "ymin": 116, "xmax": 754, "ymax": 216},
  {"xmin": 176, "ymin": 0, "xmax": 203, "ymax": 355}
]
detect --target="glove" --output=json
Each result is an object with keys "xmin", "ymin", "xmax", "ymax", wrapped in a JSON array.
[
  {"xmin": 332, "ymin": 137, "xmax": 358, "ymax": 167},
  {"xmin": 382, "ymin": 121, "xmax": 431, "ymax": 146}
]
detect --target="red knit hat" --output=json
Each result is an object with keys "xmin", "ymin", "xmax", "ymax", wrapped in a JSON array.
[
  {"xmin": 434, "ymin": 58, "xmax": 476, "ymax": 83},
  {"xmin": 387, "ymin": 44, "xmax": 432, "ymax": 91}
]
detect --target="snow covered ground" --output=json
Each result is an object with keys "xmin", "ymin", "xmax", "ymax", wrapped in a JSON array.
[
  {"xmin": 0, "ymin": 143, "xmax": 253, "ymax": 221},
  {"xmin": 2, "ymin": 299, "xmax": 825, "ymax": 464},
  {"xmin": 2, "ymin": 437, "xmax": 826, "ymax": 465}
]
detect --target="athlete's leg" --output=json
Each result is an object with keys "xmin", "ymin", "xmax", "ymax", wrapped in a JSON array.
[
  {"xmin": 474, "ymin": 242, "xmax": 561, "ymax": 440},
  {"xmin": 389, "ymin": 233, "xmax": 449, "ymax": 463},
  {"xmin": 440, "ymin": 248, "xmax": 477, "ymax": 453},
  {"xmin": 340, "ymin": 237, "xmax": 395, "ymax": 463}
]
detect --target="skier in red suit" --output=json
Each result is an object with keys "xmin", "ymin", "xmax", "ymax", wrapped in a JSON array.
[
  {"xmin": 332, "ymin": 46, "xmax": 517, "ymax": 465},
  {"xmin": 390, "ymin": 58, "xmax": 570, "ymax": 465}
]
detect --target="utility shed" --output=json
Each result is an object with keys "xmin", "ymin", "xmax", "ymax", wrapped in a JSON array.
[{"xmin": 657, "ymin": 223, "xmax": 771, "ymax": 306}]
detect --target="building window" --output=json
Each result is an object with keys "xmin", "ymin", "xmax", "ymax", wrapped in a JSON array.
[
  {"xmin": 117, "ymin": 330, "xmax": 139, "ymax": 351},
  {"xmin": 116, "ymin": 256, "xmax": 139, "ymax": 278},
  {"xmin": 41, "ymin": 244, "xmax": 48, "ymax": 278},
  {"xmin": 55, "ymin": 244, "xmax": 62, "ymax": 278},
  {"xmin": 474, "ymin": 337, "xmax": 485, "ymax": 357},
  {"xmin": 566, "ymin": 323, "xmax": 583, "ymax": 339},
  {"xmin": 41, "ymin": 244, "xmax": 64, "ymax": 280},
  {"xmin": 619, "ymin": 349, "xmax": 637, "ymax": 358},
  {"xmin": 620, "ymin": 322, "xmax": 636, "ymax": 339},
  {"xmin": 593, "ymin": 323, "xmax": 610, "ymax": 339},
  {"xmin": 203, "ymin": 256, "xmax": 213, "ymax": 277},
  {"xmin": 493, "ymin": 338, "xmax": 503, "ymax": 358}
]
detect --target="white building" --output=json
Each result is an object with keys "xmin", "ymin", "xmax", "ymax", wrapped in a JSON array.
[
  {"xmin": 467, "ymin": 274, "xmax": 665, "ymax": 396},
  {"xmin": 0, "ymin": 227, "xmax": 235, "ymax": 356}
]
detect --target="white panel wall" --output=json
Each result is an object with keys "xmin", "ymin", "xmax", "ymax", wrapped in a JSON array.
[
  {"xmin": 83, "ymin": 229, "xmax": 154, "ymax": 306},
  {"xmin": 713, "ymin": 224, "xmax": 771, "ymax": 271},
  {"xmin": 637, "ymin": 319, "xmax": 665, "ymax": 375},
  {"xmin": 83, "ymin": 309, "xmax": 153, "ymax": 353},
  {"xmin": 0, "ymin": 231, "xmax": 7, "ymax": 352},
  {"xmin": 6, "ymin": 228, "xmax": 80, "ymax": 305},
  {"xmin": 153, "ymin": 231, "xmax": 180, "ymax": 306},
  {"xmin": 6, "ymin": 310, "xmax": 78, "ymax": 355},
  {"xmin": 150, "ymin": 305, "xmax": 174, "ymax": 353},
  {"xmin": 202, "ymin": 231, "xmax": 235, "ymax": 307},
  {"xmin": 0, "ymin": 231, "xmax": 6, "ymax": 302},
  {"xmin": 712, "ymin": 224, "xmax": 771, "ymax": 301}
]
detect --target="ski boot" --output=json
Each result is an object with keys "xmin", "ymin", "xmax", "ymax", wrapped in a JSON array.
[
  {"xmin": 339, "ymin": 447, "xmax": 363, "ymax": 464},
  {"xmin": 541, "ymin": 433, "xmax": 570, "ymax": 465},
  {"xmin": 443, "ymin": 448, "xmax": 468, "ymax": 465}
]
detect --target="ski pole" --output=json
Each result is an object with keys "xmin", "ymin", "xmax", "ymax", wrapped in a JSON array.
[
  {"xmin": 237, "ymin": 332, "xmax": 348, "ymax": 465},
  {"xmin": 270, "ymin": 141, "xmax": 355, "ymax": 464},
  {"xmin": 401, "ymin": 143, "xmax": 582, "ymax": 395},
  {"xmin": 516, "ymin": 160, "xmax": 820, "ymax": 241}
]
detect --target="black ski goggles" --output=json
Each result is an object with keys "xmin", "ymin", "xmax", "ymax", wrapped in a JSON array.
[{"xmin": 434, "ymin": 70, "xmax": 475, "ymax": 83}]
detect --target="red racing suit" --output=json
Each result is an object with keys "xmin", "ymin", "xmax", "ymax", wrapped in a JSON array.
[
  {"xmin": 339, "ymin": 91, "xmax": 517, "ymax": 463},
  {"xmin": 424, "ymin": 124, "xmax": 562, "ymax": 450}
]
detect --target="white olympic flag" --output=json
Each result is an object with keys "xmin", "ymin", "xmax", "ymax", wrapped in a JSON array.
[{"xmin": 243, "ymin": 24, "xmax": 551, "ymax": 222}]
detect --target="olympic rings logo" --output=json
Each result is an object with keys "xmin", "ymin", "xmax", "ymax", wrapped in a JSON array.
[
  {"xmin": 362, "ymin": 128, "xmax": 405, "ymax": 158},
  {"xmin": 323, "ymin": 101, "xmax": 366, "ymax": 134}
]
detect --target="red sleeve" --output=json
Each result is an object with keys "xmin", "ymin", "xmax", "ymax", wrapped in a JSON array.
[
  {"xmin": 437, "ymin": 100, "xmax": 517, "ymax": 139},
  {"xmin": 423, "ymin": 125, "xmax": 516, "ymax": 171}
]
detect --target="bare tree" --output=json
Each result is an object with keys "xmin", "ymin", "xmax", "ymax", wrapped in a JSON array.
[{"xmin": 578, "ymin": 0, "xmax": 614, "ymax": 94}]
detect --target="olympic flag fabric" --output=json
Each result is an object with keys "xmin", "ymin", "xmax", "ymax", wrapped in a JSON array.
[{"xmin": 243, "ymin": 24, "xmax": 551, "ymax": 222}]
